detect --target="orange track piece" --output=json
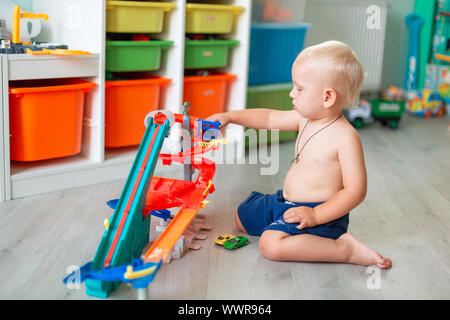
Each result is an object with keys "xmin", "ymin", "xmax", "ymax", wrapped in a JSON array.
[{"xmin": 143, "ymin": 207, "xmax": 200, "ymax": 263}]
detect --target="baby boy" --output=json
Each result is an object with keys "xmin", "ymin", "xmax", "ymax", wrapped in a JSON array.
[{"xmin": 206, "ymin": 41, "xmax": 391, "ymax": 269}]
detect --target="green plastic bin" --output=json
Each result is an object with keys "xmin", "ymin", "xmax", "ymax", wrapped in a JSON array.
[
  {"xmin": 246, "ymin": 83, "xmax": 297, "ymax": 146},
  {"xmin": 105, "ymin": 40, "xmax": 174, "ymax": 72},
  {"xmin": 185, "ymin": 39, "xmax": 239, "ymax": 69}
]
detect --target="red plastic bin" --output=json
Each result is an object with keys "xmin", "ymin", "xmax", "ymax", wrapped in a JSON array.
[
  {"xmin": 9, "ymin": 79, "xmax": 97, "ymax": 162},
  {"xmin": 183, "ymin": 72, "xmax": 237, "ymax": 119},
  {"xmin": 105, "ymin": 75, "xmax": 171, "ymax": 148}
]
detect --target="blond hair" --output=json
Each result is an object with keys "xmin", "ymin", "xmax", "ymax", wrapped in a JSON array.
[{"xmin": 296, "ymin": 40, "xmax": 365, "ymax": 106}]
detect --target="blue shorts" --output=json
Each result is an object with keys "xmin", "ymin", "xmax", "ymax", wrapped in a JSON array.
[{"xmin": 237, "ymin": 190, "xmax": 349, "ymax": 239}]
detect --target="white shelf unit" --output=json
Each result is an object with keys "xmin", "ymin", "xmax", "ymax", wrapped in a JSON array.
[{"xmin": 0, "ymin": 0, "xmax": 251, "ymax": 201}]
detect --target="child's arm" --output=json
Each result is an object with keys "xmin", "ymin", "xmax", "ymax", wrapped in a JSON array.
[
  {"xmin": 284, "ymin": 130, "xmax": 367, "ymax": 228},
  {"xmin": 313, "ymin": 130, "xmax": 367, "ymax": 224},
  {"xmin": 205, "ymin": 109, "xmax": 300, "ymax": 131}
]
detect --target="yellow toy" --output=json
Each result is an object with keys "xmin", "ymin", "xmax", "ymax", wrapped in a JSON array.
[{"xmin": 215, "ymin": 234, "xmax": 236, "ymax": 245}]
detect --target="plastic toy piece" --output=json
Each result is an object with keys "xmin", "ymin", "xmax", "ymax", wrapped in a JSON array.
[
  {"xmin": 12, "ymin": 5, "xmax": 49, "ymax": 44},
  {"xmin": 63, "ymin": 259, "xmax": 162, "ymax": 290},
  {"xmin": 435, "ymin": 53, "xmax": 450, "ymax": 63},
  {"xmin": 200, "ymin": 200, "xmax": 210, "ymax": 208},
  {"xmin": 224, "ymin": 236, "xmax": 249, "ymax": 250},
  {"xmin": 197, "ymin": 118, "xmax": 221, "ymax": 141},
  {"xmin": 106, "ymin": 199, "xmax": 119, "ymax": 210},
  {"xmin": 124, "ymin": 265, "xmax": 157, "ymax": 280},
  {"xmin": 215, "ymin": 234, "xmax": 236, "ymax": 245},
  {"xmin": 149, "ymin": 209, "xmax": 171, "ymax": 221},
  {"xmin": 104, "ymin": 218, "xmax": 110, "ymax": 230},
  {"xmin": 26, "ymin": 48, "xmax": 93, "ymax": 55}
]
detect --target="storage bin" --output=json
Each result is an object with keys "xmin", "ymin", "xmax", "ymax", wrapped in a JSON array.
[
  {"xmin": 246, "ymin": 83, "xmax": 297, "ymax": 146},
  {"xmin": 248, "ymin": 23, "xmax": 310, "ymax": 85},
  {"xmin": 183, "ymin": 73, "xmax": 237, "ymax": 120},
  {"xmin": 185, "ymin": 39, "xmax": 239, "ymax": 69},
  {"xmin": 105, "ymin": 75, "xmax": 171, "ymax": 148},
  {"xmin": 106, "ymin": 40, "xmax": 173, "ymax": 72},
  {"xmin": 185, "ymin": 3, "xmax": 244, "ymax": 34},
  {"xmin": 106, "ymin": 1, "xmax": 176, "ymax": 33},
  {"xmin": 9, "ymin": 79, "xmax": 96, "ymax": 162}
]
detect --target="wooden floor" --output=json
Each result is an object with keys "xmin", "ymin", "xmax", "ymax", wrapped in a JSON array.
[{"xmin": 0, "ymin": 114, "xmax": 449, "ymax": 300}]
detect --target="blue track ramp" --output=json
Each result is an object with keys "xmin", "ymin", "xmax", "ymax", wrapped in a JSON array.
[{"xmin": 85, "ymin": 118, "xmax": 170, "ymax": 298}]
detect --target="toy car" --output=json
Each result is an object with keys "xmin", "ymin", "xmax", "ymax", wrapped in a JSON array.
[
  {"xmin": 224, "ymin": 236, "xmax": 249, "ymax": 250},
  {"xmin": 215, "ymin": 234, "xmax": 236, "ymax": 246}
]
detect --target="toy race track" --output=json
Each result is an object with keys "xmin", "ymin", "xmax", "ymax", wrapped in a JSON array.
[{"xmin": 63, "ymin": 109, "xmax": 225, "ymax": 299}]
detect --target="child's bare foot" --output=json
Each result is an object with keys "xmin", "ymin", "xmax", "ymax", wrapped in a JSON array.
[{"xmin": 339, "ymin": 233, "xmax": 392, "ymax": 269}]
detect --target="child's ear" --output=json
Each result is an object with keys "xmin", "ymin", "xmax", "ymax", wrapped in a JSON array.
[{"xmin": 323, "ymin": 88, "xmax": 337, "ymax": 109}]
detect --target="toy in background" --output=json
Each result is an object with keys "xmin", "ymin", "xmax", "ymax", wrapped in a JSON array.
[
  {"xmin": 408, "ymin": 61, "xmax": 448, "ymax": 118},
  {"xmin": 262, "ymin": 0, "xmax": 292, "ymax": 23},
  {"xmin": 432, "ymin": 0, "xmax": 450, "ymax": 64},
  {"xmin": 382, "ymin": 86, "xmax": 406, "ymax": 101},
  {"xmin": 438, "ymin": 82, "xmax": 450, "ymax": 115},
  {"xmin": 0, "ymin": 5, "xmax": 91, "ymax": 55},
  {"xmin": 344, "ymin": 87, "xmax": 406, "ymax": 130},
  {"xmin": 343, "ymin": 100, "xmax": 374, "ymax": 129},
  {"xmin": 405, "ymin": 13, "xmax": 425, "ymax": 91},
  {"xmin": 370, "ymin": 98, "xmax": 406, "ymax": 129},
  {"xmin": 0, "ymin": 19, "xmax": 10, "ymax": 41},
  {"xmin": 406, "ymin": 89, "xmax": 446, "ymax": 118},
  {"xmin": 424, "ymin": 63, "xmax": 450, "ymax": 91}
]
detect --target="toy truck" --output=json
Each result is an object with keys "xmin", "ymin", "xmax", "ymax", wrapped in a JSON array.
[
  {"xmin": 369, "ymin": 99, "xmax": 406, "ymax": 129},
  {"xmin": 344, "ymin": 99, "xmax": 405, "ymax": 129}
]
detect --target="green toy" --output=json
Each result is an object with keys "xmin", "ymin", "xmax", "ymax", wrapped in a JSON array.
[{"xmin": 224, "ymin": 236, "xmax": 249, "ymax": 250}]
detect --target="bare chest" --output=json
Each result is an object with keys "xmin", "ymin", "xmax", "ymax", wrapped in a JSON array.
[{"xmin": 292, "ymin": 129, "xmax": 338, "ymax": 166}]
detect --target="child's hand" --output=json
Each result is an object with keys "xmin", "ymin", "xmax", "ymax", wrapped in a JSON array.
[
  {"xmin": 204, "ymin": 112, "xmax": 231, "ymax": 129},
  {"xmin": 283, "ymin": 206, "xmax": 318, "ymax": 229}
]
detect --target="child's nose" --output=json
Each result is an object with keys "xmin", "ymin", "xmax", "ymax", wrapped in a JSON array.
[{"xmin": 289, "ymin": 87, "xmax": 295, "ymax": 98}]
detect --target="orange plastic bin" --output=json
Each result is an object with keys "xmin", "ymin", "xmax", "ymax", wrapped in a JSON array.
[
  {"xmin": 105, "ymin": 75, "xmax": 171, "ymax": 148},
  {"xmin": 183, "ymin": 72, "xmax": 236, "ymax": 119},
  {"xmin": 9, "ymin": 79, "xmax": 96, "ymax": 162}
]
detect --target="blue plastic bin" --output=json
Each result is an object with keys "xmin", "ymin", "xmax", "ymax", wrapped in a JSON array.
[{"xmin": 248, "ymin": 23, "xmax": 311, "ymax": 86}]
